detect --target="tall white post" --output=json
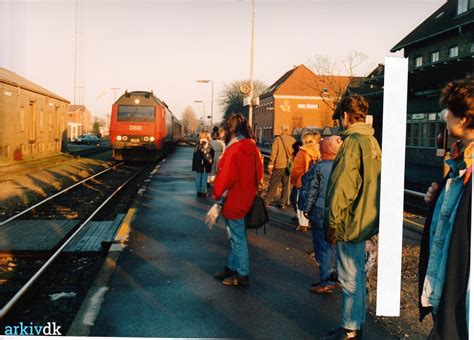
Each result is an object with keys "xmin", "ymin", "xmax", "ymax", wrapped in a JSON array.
[{"xmin": 376, "ymin": 56, "xmax": 408, "ymax": 316}]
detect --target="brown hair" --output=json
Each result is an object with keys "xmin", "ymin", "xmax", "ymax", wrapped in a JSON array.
[
  {"xmin": 440, "ymin": 77, "xmax": 474, "ymax": 129},
  {"xmin": 223, "ymin": 114, "xmax": 255, "ymax": 143},
  {"xmin": 338, "ymin": 94, "xmax": 369, "ymax": 124}
]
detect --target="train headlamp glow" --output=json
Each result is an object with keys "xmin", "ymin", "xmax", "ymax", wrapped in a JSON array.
[
  {"xmin": 122, "ymin": 135, "xmax": 128, "ymax": 141},
  {"xmin": 150, "ymin": 136, "xmax": 155, "ymax": 142},
  {"xmin": 144, "ymin": 136, "xmax": 149, "ymax": 142},
  {"xmin": 116, "ymin": 135, "xmax": 122, "ymax": 141},
  {"xmin": 134, "ymin": 99, "xmax": 140, "ymax": 104}
]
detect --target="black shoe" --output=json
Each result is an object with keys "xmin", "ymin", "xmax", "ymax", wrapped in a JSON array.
[
  {"xmin": 278, "ymin": 204, "xmax": 287, "ymax": 209},
  {"xmin": 222, "ymin": 274, "xmax": 249, "ymax": 286},
  {"xmin": 311, "ymin": 280, "xmax": 322, "ymax": 287},
  {"xmin": 214, "ymin": 266, "xmax": 237, "ymax": 280},
  {"xmin": 196, "ymin": 192, "xmax": 202, "ymax": 197},
  {"xmin": 323, "ymin": 327, "xmax": 362, "ymax": 340}
]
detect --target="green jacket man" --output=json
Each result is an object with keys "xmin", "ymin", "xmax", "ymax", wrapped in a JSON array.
[{"xmin": 324, "ymin": 122, "xmax": 381, "ymax": 243}]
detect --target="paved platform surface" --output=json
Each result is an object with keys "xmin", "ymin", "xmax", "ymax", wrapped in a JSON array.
[{"xmin": 90, "ymin": 146, "xmax": 394, "ymax": 339}]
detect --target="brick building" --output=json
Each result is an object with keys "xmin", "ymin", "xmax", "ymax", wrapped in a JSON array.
[
  {"xmin": 253, "ymin": 64, "xmax": 351, "ymax": 144},
  {"xmin": 65, "ymin": 104, "xmax": 92, "ymax": 140},
  {"xmin": 0, "ymin": 67, "xmax": 69, "ymax": 162}
]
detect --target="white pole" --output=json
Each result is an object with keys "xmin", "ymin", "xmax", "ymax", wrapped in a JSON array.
[{"xmin": 376, "ymin": 56, "xmax": 408, "ymax": 316}]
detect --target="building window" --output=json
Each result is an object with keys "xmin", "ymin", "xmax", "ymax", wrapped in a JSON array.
[
  {"xmin": 415, "ymin": 56, "xmax": 423, "ymax": 67},
  {"xmin": 457, "ymin": 0, "xmax": 468, "ymax": 14},
  {"xmin": 406, "ymin": 113, "xmax": 440, "ymax": 148},
  {"xmin": 449, "ymin": 46, "xmax": 459, "ymax": 58},
  {"xmin": 431, "ymin": 51, "xmax": 439, "ymax": 63},
  {"xmin": 406, "ymin": 122, "xmax": 411, "ymax": 146}
]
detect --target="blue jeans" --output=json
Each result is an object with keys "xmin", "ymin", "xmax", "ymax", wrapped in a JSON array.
[
  {"xmin": 195, "ymin": 172, "xmax": 208, "ymax": 193},
  {"xmin": 311, "ymin": 218, "xmax": 336, "ymax": 286},
  {"xmin": 225, "ymin": 218, "xmax": 249, "ymax": 276},
  {"xmin": 337, "ymin": 241, "xmax": 366, "ymax": 330}
]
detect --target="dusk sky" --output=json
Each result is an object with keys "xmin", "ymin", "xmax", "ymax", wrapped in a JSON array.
[{"xmin": 1, "ymin": 0, "xmax": 445, "ymax": 122}]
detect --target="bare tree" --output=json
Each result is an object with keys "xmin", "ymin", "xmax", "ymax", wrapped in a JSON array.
[
  {"xmin": 306, "ymin": 51, "xmax": 367, "ymax": 112},
  {"xmin": 219, "ymin": 80, "xmax": 267, "ymax": 120},
  {"xmin": 181, "ymin": 106, "xmax": 199, "ymax": 134}
]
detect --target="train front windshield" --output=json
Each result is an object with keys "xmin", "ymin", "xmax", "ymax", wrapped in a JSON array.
[{"xmin": 118, "ymin": 105, "xmax": 155, "ymax": 122}]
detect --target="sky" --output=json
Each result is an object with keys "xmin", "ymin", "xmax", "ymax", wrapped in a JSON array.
[{"xmin": 1, "ymin": 0, "xmax": 446, "ymax": 123}]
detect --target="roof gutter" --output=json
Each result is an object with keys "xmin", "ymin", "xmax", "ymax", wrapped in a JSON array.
[
  {"xmin": 0, "ymin": 78, "xmax": 70, "ymax": 103},
  {"xmin": 390, "ymin": 19, "xmax": 474, "ymax": 52}
]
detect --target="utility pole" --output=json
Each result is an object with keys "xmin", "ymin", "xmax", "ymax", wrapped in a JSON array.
[
  {"xmin": 111, "ymin": 87, "xmax": 121, "ymax": 101},
  {"xmin": 248, "ymin": 0, "xmax": 256, "ymax": 127}
]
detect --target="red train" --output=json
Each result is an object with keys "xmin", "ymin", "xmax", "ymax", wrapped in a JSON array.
[{"xmin": 110, "ymin": 90, "xmax": 183, "ymax": 161}]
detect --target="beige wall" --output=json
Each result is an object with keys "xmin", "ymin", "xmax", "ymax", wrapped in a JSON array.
[
  {"xmin": 64, "ymin": 106, "xmax": 92, "ymax": 139},
  {"xmin": 273, "ymin": 96, "xmax": 334, "ymax": 133},
  {"xmin": 0, "ymin": 82, "xmax": 68, "ymax": 161}
]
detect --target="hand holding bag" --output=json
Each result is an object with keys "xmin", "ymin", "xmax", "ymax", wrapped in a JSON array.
[{"xmin": 245, "ymin": 153, "xmax": 269, "ymax": 233}]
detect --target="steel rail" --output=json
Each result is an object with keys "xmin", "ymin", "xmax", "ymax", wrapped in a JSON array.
[
  {"xmin": 0, "ymin": 163, "xmax": 148, "ymax": 319},
  {"xmin": 0, "ymin": 162, "xmax": 124, "ymax": 226}
]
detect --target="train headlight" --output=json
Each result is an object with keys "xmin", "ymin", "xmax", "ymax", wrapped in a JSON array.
[
  {"xmin": 150, "ymin": 136, "xmax": 155, "ymax": 142},
  {"xmin": 144, "ymin": 136, "xmax": 149, "ymax": 142},
  {"xmin": 116, "ymin": 135, "xmax": 122, "ymax": 141},
  {"xmin": 122, "ymin": 135, "xmax": 128, "ymax": 141}
]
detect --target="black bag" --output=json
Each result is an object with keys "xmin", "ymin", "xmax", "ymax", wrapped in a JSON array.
[
  {"xmin": 245, "ymin": 153, "xmax": 269, "ymax": 233},
  {"xmin": 245, "ymin": 195, "xmax": 269, "ymax": 233}
]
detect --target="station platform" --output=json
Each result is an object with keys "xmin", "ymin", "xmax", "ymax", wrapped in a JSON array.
[{"xmin": 85, "ymin": 146, "xmax": 393, "ymax": 339}]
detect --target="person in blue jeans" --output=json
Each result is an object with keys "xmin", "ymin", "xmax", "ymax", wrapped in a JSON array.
[
  {"xmin": 192, "ymin": 130, "xmax": 214, "ymax": 197},
  {"xmin": 298, "ymin": 135, "xmax": 342, "ymax": 294},
  {"xmin": 212, "ymin": 114, "xmax": 263, "ymax": 286},
  {"xmin": 323, "ymin": 95, "xmax": 381, "ymax": 340}
]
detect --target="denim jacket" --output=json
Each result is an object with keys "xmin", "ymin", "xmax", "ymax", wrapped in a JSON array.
[
  {"xmin": 298, "ymin": 160, "xmax": 334, "ymax": 222},
  {"xmin": 421, "ymin": 158, "xmax": 467, "ymax": 314}
]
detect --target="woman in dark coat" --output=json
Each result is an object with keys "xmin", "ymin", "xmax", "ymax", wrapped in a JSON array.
[
  {"xmin": 192, "ymin": 130, "xmax": 214, "ymax": 197},
  {"xmin": 419, "ymin": 77, "xmax": 473, "ymax": 339}
]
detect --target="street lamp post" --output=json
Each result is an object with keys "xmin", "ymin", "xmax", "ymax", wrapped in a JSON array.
[
  {"xmin": 196, "ymin": 80, "xmax": 214, "ymax": 126},
  {"xmin": 194, "ymin": 100, "xmax": 206, "ymax": 129},
  {"xmin": 248, "ymin": 0, "xmax": 256, "ymax": 127}
]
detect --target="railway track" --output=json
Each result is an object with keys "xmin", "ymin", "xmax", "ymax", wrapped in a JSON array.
[{"xmin": 0, "ymin": 159, "xmax": 159, "ymax": 325}]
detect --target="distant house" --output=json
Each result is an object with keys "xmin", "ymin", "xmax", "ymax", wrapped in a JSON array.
[
  {"xmin": 253, "ymin": 64, "xmax": 352, "ymax": 144},
  {"xmin": 0, "ymin": 67, "xmax": 69, "ymax": 162},
  {"xmin": 65, "ymin": 105, "xmax": 92, "ymax": 140}
]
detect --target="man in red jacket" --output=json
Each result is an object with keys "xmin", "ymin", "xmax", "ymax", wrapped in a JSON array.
[{"xmin": 212, "ymin": 114, "xmax": 263, "ymax": 286}]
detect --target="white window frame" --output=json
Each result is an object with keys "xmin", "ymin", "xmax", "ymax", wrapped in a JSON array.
[
  {"xmin": 457, "ymin": 0, "xmax": 468, "ymax": 14},
  {"xmin": 415, "ymin": 56, "xmax": 423, "ymax": 67},
  {"xmin": 431, "ymin": 51, "xmax": 439, "ymax": 63},
  {"xmin": 449, "ymin": 46, "xmax": 459, "ymax": 58}
]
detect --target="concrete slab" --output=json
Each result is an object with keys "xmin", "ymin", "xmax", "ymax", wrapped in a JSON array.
[{"xmin": 90, "ymin": 147, "xmax": 394, "ymax": 339}]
